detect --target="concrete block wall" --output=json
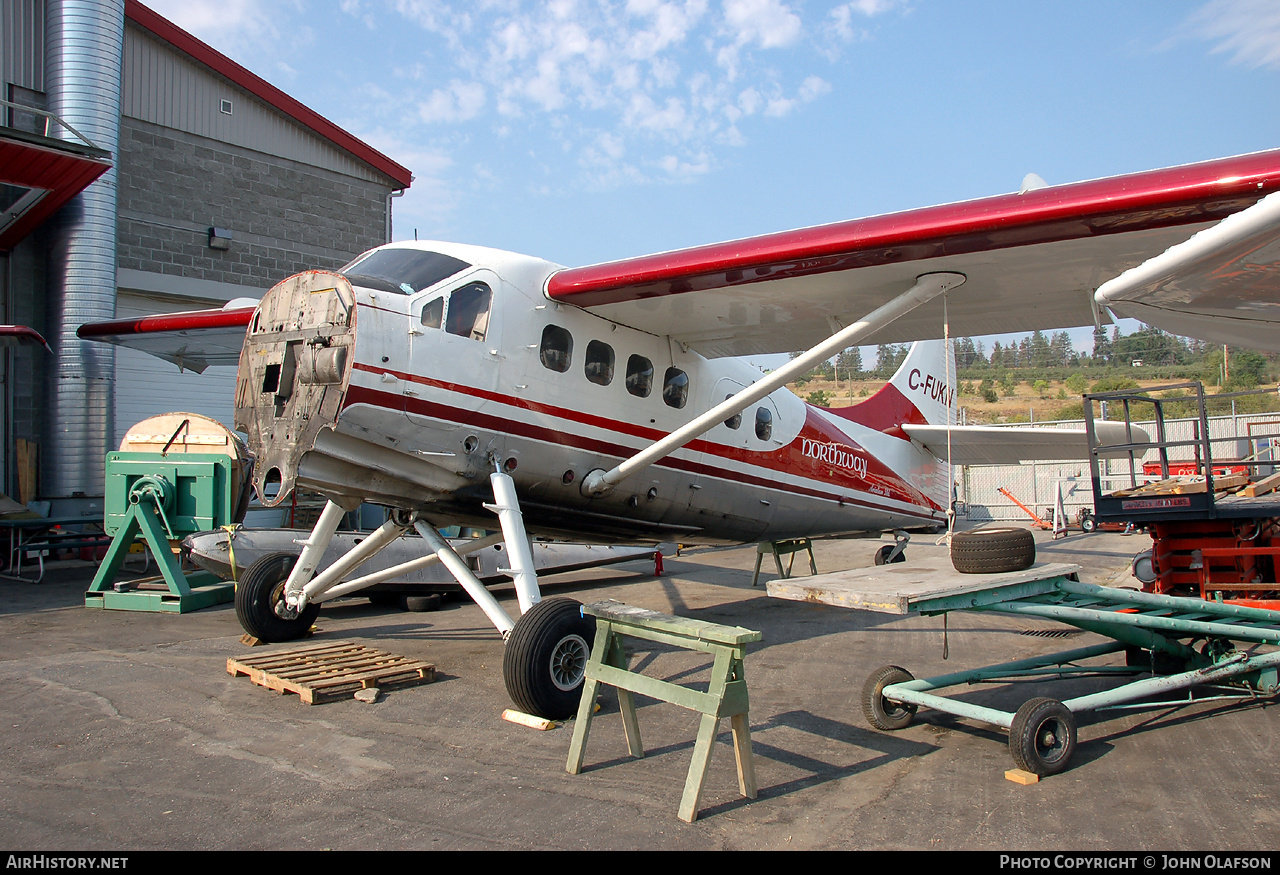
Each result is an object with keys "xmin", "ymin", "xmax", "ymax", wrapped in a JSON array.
[{"xmin": 116, "ymin": 117, "xmax": 389, "ymax": 291}]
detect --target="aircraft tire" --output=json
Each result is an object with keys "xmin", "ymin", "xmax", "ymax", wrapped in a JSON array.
[
  {"xmin": 1008, "ymin": 697, "xmax": 1076, "ymax": 776},
  {"xmin": 873, "ymin": 544, "xmax": 906, "ymax": 565},
  {"xmin": 503, "ymin": 597, "xmax": 595, "ymax": 720},
  {"xmin": 235, "ymin": 552, "xmax": 320, "ymax": 642},
  {"xmin": 402, "ymin": 594, "xmax": 442, "ymax": 612},
  {"xmin": 950, "ymin": 527, "xmax": 1035, "ymax": 574},
  {"xmin": 861, "ymin": 665, "xmax": 917, "ymax": 731}
]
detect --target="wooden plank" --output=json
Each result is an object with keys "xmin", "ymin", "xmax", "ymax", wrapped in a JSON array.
[
  {"xmin": 1113, "ymin": 473, "xmax": 1248, "ymax": 498},
  {"xmin": 766, "ymin": 556, "xmax": 1081, "ymax": 615},
  {"xmin": 227, "ymin": 640, "xmax": 436, "ymax": 704},
  {"xmin": 15, "ymin": 439, "xmax": 36, "ymax": 506},
  {"xmin": 1242, "ymin": 472, "xmax": 1280, "ymax": 498},
  {"xmin": 583, "ymin": 599, "xmax": 761, "ymax": 645}
]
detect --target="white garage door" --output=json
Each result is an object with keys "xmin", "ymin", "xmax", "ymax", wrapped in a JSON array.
[{"xmin": 112, "ymin": 293, "xmax": 241, "ymax": 447}]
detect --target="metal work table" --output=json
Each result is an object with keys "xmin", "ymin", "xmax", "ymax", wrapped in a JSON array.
[
  {"xmin": 767, "ymin": 555, "xmax": 1280, "ymax": 776},
  {"xmin": 0, "ymin": 515, "xmax": 106, "ymax": 582}
]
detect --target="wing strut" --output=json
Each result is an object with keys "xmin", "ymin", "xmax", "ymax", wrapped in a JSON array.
[{"xmin": 580, "ymin": 271, "xmax": 966, "ymax": 498}]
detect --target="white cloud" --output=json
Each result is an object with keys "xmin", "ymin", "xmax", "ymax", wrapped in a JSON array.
[
  {"xmin": 1189, "ymin": 0, "xmax": 1280, "ymax": 69},
  {"xmin": 798, "ymin": 75, "xmax": 832, "ymax": 102},
  {"xmin": 143, "ymin": 0, "xmax": 287, "ymax": 55},
  {"xmin": 722, "ymin": 0, "xmax": 802, "ymax": 50},
  {"xmin": 659, "ymin": 151, "xmax": 712, "ymax": 177},
  {"xmin": 144, "ymin": 0, "xmax": 874, "ymax": 196},
  {"xmin": 418, "ymin": 81, "xmax": 487, "ymax": 124}
]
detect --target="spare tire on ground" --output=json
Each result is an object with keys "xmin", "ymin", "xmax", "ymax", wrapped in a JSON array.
[{"xmin": 950, "ymin": 527, "xmax": 1036, "ymax": 574}]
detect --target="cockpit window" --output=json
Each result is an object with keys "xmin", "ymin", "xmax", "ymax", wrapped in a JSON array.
[
  {"xmin": 421, "ymin": 297, "xmax": 443, "ymax": 329},
  {"xmin": 445, "ymin": 283, "xmax": 491, "ymax": 341},
  {"xmin": 340, "ymin": 249, "xmax": 470, "ymax": 295}
]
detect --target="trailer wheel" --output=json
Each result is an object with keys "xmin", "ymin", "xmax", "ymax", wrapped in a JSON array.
[
  {"xmin": 235, "ymin": 552, "xmax": 320, "ymax": 642},
  {"xmin": 503, "ymin": 597, "xmax": 595, "ymax": 719},
  {"xmin": 1008, "ymin": 697, "xmax": 1076, "ymax": 775},
  {"xmin": 873, "ymin": 544, "xmax": 906, "ymax": 566},
  {"xmin": 1080, "ymin": 512, "xmax": 1097, "ymax": 534},
  {"xmin": 861, "ymin": 665, "xmax": 918, "ymax": 731},
  {"xmin": 950, "ymin": 527, "xmax": 1035, "ymax": 574}
]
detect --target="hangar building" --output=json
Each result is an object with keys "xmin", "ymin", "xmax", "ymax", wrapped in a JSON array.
[{"xmin": 0, "ymin": 0, "xmax": 412, "ymax": 510}]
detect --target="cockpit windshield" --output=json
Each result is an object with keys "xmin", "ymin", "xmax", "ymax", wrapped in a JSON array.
[{"xmin": 340, "ymin": 249, "xmax": 471, "ymax": 295}]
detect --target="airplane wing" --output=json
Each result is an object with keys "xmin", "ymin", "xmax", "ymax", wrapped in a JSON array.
[
  {"xmin": 902, "ymin": 422, "xmax": 1147, "ymax": 466},
  {"xmin": 546, "ymin": 150, "xmax": 1280, "ymax": 357},
  {"xmin": 1095, "ymin": 190, "xmax": 1280, "ymax": 351},
  {"xmin": 75, "ymin": 301, "xmax": 256, "ymax": 372}
]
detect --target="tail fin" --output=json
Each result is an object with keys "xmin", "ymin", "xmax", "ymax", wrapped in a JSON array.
[
  {"xmin": 886, "ymin": 339, "xmax": 955, "ymax": 427},
  {"xmin": 827, "ymin": 340, "xmax": 956, "ymax": 432}
]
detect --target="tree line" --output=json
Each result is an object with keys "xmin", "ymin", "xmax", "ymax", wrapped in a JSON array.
[{"xmin": 794, "ymin": 325, "xmax": 1275, "ymax": 391}]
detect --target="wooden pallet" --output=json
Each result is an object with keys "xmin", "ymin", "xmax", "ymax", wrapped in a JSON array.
[{"xmin": 227, "ymin": 639, "xmax": 436, "ymax": 704}]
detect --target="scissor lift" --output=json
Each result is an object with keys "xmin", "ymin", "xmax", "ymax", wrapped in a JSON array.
[
  {"xmin": 767, "ymin": 556, "xmax": 1280, "ymax": 776},
  {"xmin": 1085, "ymin": 382, "xmax": 1280, "ymax": 609}
]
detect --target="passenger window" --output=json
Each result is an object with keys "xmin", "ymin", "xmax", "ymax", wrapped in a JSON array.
[
  {"xmin": 420, "ymin": 297, "xmax": 443, "ymax": 329},
  {"xmin": 540, "ymin": 325, "xmax": 572, "ymax": 372},
  {"xmin": 755, "ymin": 407, "xmax": 773, "ymax": 441},
  {"xmin": 723, "ymin": 395, "xmax": 741, "ymax": 430},
  {"xmin": 445, "ymin": 282, "xmax": 491, "ymax": 341},
  {"xmin": 663, "ymin": 367, "xmax": 688, "ymax": 409},
  {"xmin": 585, "ymin": 340, "xmax": 615, "ymax": 386},
  {"xmin": 626, "ymin": 355, "xmax": 653, "ymax": 398}
]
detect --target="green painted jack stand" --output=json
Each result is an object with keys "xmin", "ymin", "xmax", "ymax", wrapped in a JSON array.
[
  {"xmin": 566, "ymin": 599, "xmax": 762, "ymax": 823},
  {"xmin": 751, "ymin": 538, "xmax": 816, "ymax": 586},
  {"xmin": 85, "ymin": 452, "xmax": 237, "ymax": 613}
]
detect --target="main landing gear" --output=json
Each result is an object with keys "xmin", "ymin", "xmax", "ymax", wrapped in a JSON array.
[
  {"xmin": 235, "ymin": 553, "xmax": 320, "ymax": 642},
  {"xmin": 231, "ymin": 470, "xmax": 592, "ymax": 719},
  {"xmin": 502, "ymin": 597, "xmax": 596, "ymax": 719}
]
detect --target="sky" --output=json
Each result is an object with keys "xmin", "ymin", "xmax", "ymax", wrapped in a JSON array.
[{"xmin": 143, "ymin": 0, "xmax": 1280, "ymax": 367}]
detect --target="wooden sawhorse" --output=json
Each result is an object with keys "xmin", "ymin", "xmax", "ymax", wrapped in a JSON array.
[
  {"xmin": 751, "ymin": 538, "xmax": 816, "ymax": 587},
  {"xmin": 566, "ymin": 599, "xmax": 763, "ymax": 823}
]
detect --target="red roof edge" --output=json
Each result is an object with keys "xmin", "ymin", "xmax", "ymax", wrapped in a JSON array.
[{"xmin": 125, "ymin": 0, "xmax": 413, "ymax": 189}]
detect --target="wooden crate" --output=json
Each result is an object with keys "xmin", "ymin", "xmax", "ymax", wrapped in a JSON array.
[{"xmin": 227, "ymin": 639, "xmax": 435, "ymax": 704}]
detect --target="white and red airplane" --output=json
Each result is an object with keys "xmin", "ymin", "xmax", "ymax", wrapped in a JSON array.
[{"xmin": 81, "ymin": 149, "xmax": 1280, "ymax": 717}]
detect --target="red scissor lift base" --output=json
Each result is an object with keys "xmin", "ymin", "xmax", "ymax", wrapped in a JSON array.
[
  {"xmin": 1085, "ymin": 382, "xmax": 1280, "ymax": 611},
  {"xmin": 1148, "ymin": 519, "xmax": 1280, "ymax": 610}
]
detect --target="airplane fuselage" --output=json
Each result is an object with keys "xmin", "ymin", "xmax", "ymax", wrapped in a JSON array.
[{"xmin": 235, "ymin": 241, "xmax": 950, "ymax": 545}]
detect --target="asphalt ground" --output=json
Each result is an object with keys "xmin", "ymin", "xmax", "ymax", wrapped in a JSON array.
[{"xmin": 0, "ymin": 525, "xmax": 1276, "ymax": 851}]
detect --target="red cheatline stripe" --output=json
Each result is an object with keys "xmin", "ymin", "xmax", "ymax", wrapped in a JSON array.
[{"xmin": 342, "ymin": 383, "xmax": 938, "ymax": 520}]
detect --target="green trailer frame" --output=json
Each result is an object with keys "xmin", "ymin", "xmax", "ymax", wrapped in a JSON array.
[{"xmin": 767, "ymin": 557, "xmax": 1280, "ymax": 775}]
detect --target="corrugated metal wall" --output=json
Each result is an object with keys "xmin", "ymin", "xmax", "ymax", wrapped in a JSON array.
[
  {"xmin": 960, "ymin": 412, "xmax": 1280, "ymax": 521},
  {"xmin": 1, "ymin": 0, "xmax": 45, "ymax": 92},
  {"xmin": 120, "ymin": 24, "xmax": 391, "ymax": 186}
]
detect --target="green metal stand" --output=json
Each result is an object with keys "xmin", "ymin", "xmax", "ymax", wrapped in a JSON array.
[
  {"xmin": 566, "ymin": 599, "xmax": 762, "ymax": 823},
  {"xmin": 85, "ymin": 452, "xmax": 237, "ymax": 613},
  {"xmin": 751, "ymin": 538, "xmax": 816, "ymax": 587}
]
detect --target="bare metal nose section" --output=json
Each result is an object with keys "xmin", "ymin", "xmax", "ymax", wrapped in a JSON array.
[{"xmin": 235, "ymin": 271, "xmax": 356, "ymax": 507}]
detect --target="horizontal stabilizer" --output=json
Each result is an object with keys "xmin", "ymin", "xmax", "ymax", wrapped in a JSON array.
[
  {"xmin": 902, "ymin": 422, "xmax": 1148, "ymax": 466},
  {"xmin": 77, "ymin": 303, "xmax": 256, "ymax": 371}
]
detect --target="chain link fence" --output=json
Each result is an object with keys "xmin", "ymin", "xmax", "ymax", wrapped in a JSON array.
[{"xmin": 957, "ymin": 411, "xmax": 1280, "ymax": 522}]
